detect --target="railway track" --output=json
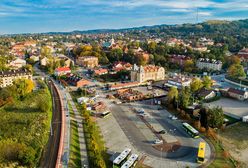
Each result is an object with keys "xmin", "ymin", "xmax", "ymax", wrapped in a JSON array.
[{"xmin": 39, "ymin": 80, "xmax": 62, "ymax": 168}]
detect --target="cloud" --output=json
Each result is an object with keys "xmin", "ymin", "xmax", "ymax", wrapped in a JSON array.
[{"xmin": 198, "ymin": 12, "xmax": 212, "ymax": 16}]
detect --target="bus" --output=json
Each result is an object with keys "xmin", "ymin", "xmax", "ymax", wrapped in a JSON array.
[
  {"xmin": 100, "ymin": 111, "xmax": 111, "ymax": 118},
  {"xmin": 197, "ymin": 142, "xmax": 206, "ymax": 163},
  {"xmin": 121, "ymin": 154, "xmax": 139, "ymax": 168},
  {"xmin": 182, "ymin": 122, "xmax": 200, "ymax": 138},
  {"xmin": 113, "ymin": 148, "xmax": 132, "ymax": 168}
]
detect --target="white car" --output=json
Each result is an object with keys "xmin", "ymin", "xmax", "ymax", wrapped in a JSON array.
[
  {"xmin": 154, "ymin": 139, "xmax": 163, "ymax": 144},
  {"xmin": 172, "ymin": 116, "xmax": 178, "ymax": 120}
]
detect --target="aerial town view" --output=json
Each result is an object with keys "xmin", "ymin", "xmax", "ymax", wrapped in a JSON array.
[{"xmin": 0, "ymin": 1, "xmax": 248, "ymax": 168}]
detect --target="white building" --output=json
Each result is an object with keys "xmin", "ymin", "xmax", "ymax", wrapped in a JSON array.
[
  {"xmin": 8, "ymin": 58, "xmax": 26, "ymax": 69},
  {"xmin": 166, "ymin": 76, "xmax": 192, "ymax": 88},
  {"xmin": 131, "ymin": 64, "xmax": 165, "ymax": 83},
  {"xmin": 196, "ymin": 58, "xmax": 222, "ymax": 71},
  {"xmin": 0, "ymin": 69, "xmax": 32, "ymax": 88}
]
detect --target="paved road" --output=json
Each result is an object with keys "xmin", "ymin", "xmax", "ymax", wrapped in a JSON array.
[
  {"xmin": 39, "ymin": 81, "xmax": 62, "ymax": 168},
  {"xmin": 65, "ymin": 91, "xmax": 89, "ymax": 167}
]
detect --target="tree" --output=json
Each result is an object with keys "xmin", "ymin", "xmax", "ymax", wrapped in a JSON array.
[
  {"xmin": 202, "ymin": 76, "xmax": 213, "ymax": 89},
  {"xmin": 227, "ymin": 64, "xmax": 246, "ymax": 79},
  {"xmin": 179, "ymin": 87, "xmax": 191, "ymax": 108},
  {"xmin": 148, "ymin": 41, "xmax": 157, "ymax": 54},
  {"xmin": 207, "ymin": 106, "xmax": 224, "ymax": 128},
  {"xmin": 167, "ymin": 87, "xmax": 178, "ymax": 103},
  {"xmin": 41, "ymin": 46, "xmax": 52, "ymax": 58},
  {"xmin": 13, "ymin": 79, "xmax": 34, "ymax": 99},
  {"xmin": 184, "ymin": 60, "xmax": 194, "ymax": 72},
  {"xmin": 190, "ymin": 78, "xmax": 203, "ymax": 93}
]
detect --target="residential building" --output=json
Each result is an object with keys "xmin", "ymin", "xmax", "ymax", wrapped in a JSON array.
[
  {"xmin": 192, "ymin": 46, "xmax": 209, "ymax": 52},
  {"xmin": 131, "ymin": 64, "xmax": 165, "ymax": 83},
  {"xmin": 76, "ymin": 56, "xmax": 98, "ymax": 68},
  {"xmin": 0, "ymin": 69, "xmax": 32, "ymax": 88},
  {"xmin": 227, "ymin": 88, "xmax": 248, "ymax": 101},
  {"xmin": 8, "ymin": 58, "xmax": 26, "ymax": 69},
  {"xmin": 237, "ymin": 48, "xmax": 248, "ymax": 62},
  {"xmin": 40, "ymin": 57, "xmax": 49, "ymax": 66},
  {"xmin": 168, "ymin": 55, "xmax": 192, "ymax": 66},
  {"xmin": 197, "ymin": 88, "xmax": 216, "ymax": 100},
  {"xmin": 92, "ymin": 102, "xmax": 107, "ymax": 112},
  {"xmin": 196, "ymin": 58, "xmax": 222, "ymax": 71},
  {"xmin": 54, "ymin": 67, "xmax": 71, "ymax": 76}
]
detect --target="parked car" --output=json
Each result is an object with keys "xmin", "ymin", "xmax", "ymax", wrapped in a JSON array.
[
  {"xmin": 154, "ymin": 139, "xmax": 163, "ymax": 144},
  {"xmin": 172, "ymin": 116, "xmax": 178, "ymax": 120}
]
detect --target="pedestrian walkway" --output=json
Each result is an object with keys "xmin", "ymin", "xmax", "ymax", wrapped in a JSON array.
[{"xmin": 66, "ymin": 92, "xmax": 89, "ymax": 167}]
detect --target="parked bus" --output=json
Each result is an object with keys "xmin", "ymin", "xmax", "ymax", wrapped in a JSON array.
[
  {"xmin": 113, "ymin": 148, "xmax": 132, "ymax": 168},
  {"xmin": 182, "ymin": 122, "xmax": 200, "ymax": 138},
  {"xmin": 121, "ymin": 154, "xmax": 139, "ymax": 168},
  {"xmin": 100, "ymin": 111, "xmax": 111, "ymax": 118},
  {"xmin": 197, "ymin": 142, "xmax": 206, "ymax": 163}
]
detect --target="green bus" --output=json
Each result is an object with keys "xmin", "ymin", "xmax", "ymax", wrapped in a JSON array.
[{"xmin": 182, "ymin": 122, "xmax": 200, "ymax": 138}]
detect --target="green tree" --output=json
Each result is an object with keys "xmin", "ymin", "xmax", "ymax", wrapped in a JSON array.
[
  {"xmin": 207, "ymin": 106, "xmax": 224, "ymax": 128},
  {"xmin": 190, "ymin": 78, "xmax": 203, "ymax": 93},
  {"xmin": 13, "ymin": 79, "xmax": 34, "ymax": 99},
  {"xmin": 227, "ymin": 64, "xmax": 246, "ymax": 79},
  {"xmin": 202, "ymin": 76, "xmax": 213, "ymax": 89},
  {"xmin": 41, "ymin": 46, "xmax": 52, "ymax": 58},
  {"xmin": 184, "ymin": 60, "xmax": 194, "ymax": 72},
  {"xmin": 167, "ymin": 87, "xmax": 178, "ymax": 103},
  {"xmin": 179, "ymin": 87, "xmax": 191, "ymax": 108}
]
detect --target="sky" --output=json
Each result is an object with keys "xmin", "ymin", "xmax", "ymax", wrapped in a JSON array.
[{"xmin": 0, "ymin": 0, "xmax": 248, "ymax": 34}]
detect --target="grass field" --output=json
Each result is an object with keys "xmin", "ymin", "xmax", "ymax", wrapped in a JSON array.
[
  {"xmin": 219, "ymin": 122, "xmax": 248, "ymax": 167},
  {"xmin": 68, "ymin": 103, "xmax": 81, "ymax": 168}
]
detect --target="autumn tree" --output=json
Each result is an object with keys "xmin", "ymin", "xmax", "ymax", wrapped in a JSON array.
[
  {"xmin": 227, "ymin": 64, "xmax": 246, "ymax": 79},
  {"xmin": 190, "ymin": 78, "xmax": 203, "ymax": 93},
  {"xmin": 41, "ymin": 46, "xmax": 52, "ymax": 58},
  {"xmin": 13, "ymin": 79, "xmax": 34, "ymax": 99},
  {"xmin": 184, "ymin": 60, "xmax": 194, "ymax": 72}
]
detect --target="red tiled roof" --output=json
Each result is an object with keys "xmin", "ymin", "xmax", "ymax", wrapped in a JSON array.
[
  {"xmin": 55, "ymin": 67, "xmax": 71, "ymax": 72},
  {"xmin": 94, "ymin": 68, "xmax": 108, "ymax": 75}
]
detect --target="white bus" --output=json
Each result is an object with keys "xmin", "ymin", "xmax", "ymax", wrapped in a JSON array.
[
  {"xmin": 121, "ymin": 154, "xmax": 139, "ymax": 168},
  {"xmin": 113, "ymin": 148, "xmax": 132, "ymax": 168}
]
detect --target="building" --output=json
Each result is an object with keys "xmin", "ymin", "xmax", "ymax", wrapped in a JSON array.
[
  {"xmin": 54, "ymin": 67, "xmax": 71, "ymax": 76},
  {"xmin": 115, "ymin": 88, "xmax": 144, "ymax": 101},
  {"xmin": 76, "ymin": 56, "xmax": 98, "ymax": 68},
  {"xmin": 40, "ymin": 57, "xmax": 49, "ymax": 66},
  {"xmin": 0, "ymin": 69, "xmax": 32, "ymax": 88},
  {"xmin": 166, "ymin": 76, "xmax": 192, "ymax": 88},
  {"xmin": 227, "ymin": 88, "xmax": 248, "ymax": 101},
  {"xmin": 112, "ymin": 62, "xmax": 133, "ymax": 72},
  {"xmin": 196, "ymin": 58, "xmax": 222, "ymax": 71},
  {"xmin": 8, "ymin": 58, "xmax": 26, "ymax": 69},
  {"xmin": 237, "ymin": 48, "xmax": 248, "ymax": 62},
  {"xmin": 64, "ymin": 74, "xmax": 90, "ymax": 87},
  {"xmin": 168, "ymin": 55, "xmax": 192, "ymax": 67},
  {"xmin": 94, "ymin": 68, "xmax": 108, "ymax": 76},
  {"xmin": 131, "ymin": 64, "xmax": 165, "ymax": 83},
  {"xmin": 109, "ymin": 82, "xmax": 140, "ymax": 90},
  {"xmin": 197, "ymin": 88, "xmax": 216, "ymax": 100},
  {"xmin": 92, "ymin": 102, "xmax": 107, "ymax": 112}
]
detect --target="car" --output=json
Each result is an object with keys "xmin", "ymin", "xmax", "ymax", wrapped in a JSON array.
[
  {"xmin": 172, "ymin": 116, "xmax": 178, "ymax": 120},
  {"xmin": 138, "ymin": 113, "xmax": 149, "ymax": 117},
  {"xmin": 158, "ymin": 130, "xmax": 166, "ymax": 134},
  {"xmin": 168, "ymin": 115, "xmax": 173, "ymax": 119},
  {"xmin": 113, "ymin": 101, "xmax": 122, "ymax": 104},
  {"xmin": 137, "ymin": 108, "xmax": 145, "ymax": 114},
  {"xmin": 154, "ymin": 139, "xmax": 163, "ymax": 144}
]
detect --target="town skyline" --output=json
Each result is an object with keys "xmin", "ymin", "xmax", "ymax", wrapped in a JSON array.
[{"xmin": 0, "ymin": 0, "xmax": 248, "ymax": 34}]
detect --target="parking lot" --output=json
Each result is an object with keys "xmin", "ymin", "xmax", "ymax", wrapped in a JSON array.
[
  {"xmin": 95, "ymin": 92, "xmax": 212, "ymax": 168},
  {"xmin": 205, "ymin": 97, "xmax": 248, "ymax": 119}
]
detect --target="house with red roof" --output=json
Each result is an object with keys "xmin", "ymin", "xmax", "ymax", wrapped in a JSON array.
[
  {"xmin": 54, "ymin": 67, "xmax": 71, "ymax": 76},
  {"xmin": 112, "ymin": 62, "xmax": 133, "ymax": 72},
  {"xmin": 94, "ymin": 68, "xmax": 108, "ymax": 76}
]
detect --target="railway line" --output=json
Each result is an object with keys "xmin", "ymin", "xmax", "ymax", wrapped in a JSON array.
[{"xmin": 39, "ymin": 80, "xmax": 64, "ymax": 168}]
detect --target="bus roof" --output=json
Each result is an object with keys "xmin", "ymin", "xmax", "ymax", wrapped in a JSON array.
[
  {"xmin": 121, "ymin": 154, "xmax": 139, "ymax": 168},
  {"xmin": 182, "ymin": 122, "xmax": 199, "ymax": 134},
  {"xmin": 198, "ymin": 142, "xmax": 206, "ymax": 158},
  {"xmin": 113, "ymin": 148, "xmax": 132, "ymax": 164}
]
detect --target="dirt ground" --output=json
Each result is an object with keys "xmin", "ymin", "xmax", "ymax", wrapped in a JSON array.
[{"xmin": 218, "ymin": 122, "xmax": 248, "ymax": 167}]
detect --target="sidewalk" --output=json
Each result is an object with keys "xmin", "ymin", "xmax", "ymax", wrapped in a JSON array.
[{"xmin": 66, "ymin": 92, "xmax": 89, "ymax": 167}]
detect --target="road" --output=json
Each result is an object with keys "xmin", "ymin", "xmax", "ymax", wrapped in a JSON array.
[{"xmin": 39, "ymin": 80, "xmax": 62, "ymax": 168}]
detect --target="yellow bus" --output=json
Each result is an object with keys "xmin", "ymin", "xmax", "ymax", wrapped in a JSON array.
[{"xmin": 197, "ymin": 142, "xmax": 206, "ymax": 163}]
